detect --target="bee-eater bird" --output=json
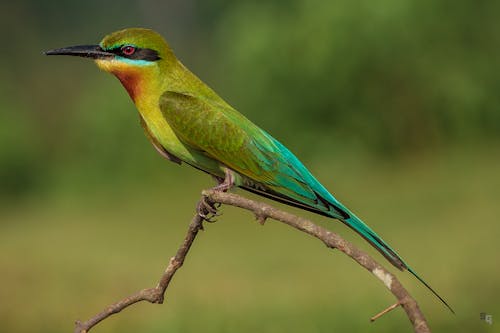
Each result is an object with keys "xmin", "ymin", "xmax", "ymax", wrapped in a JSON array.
[{"xmin": 45, "ymin": 28, "xmax": 452, "ymax": 312}]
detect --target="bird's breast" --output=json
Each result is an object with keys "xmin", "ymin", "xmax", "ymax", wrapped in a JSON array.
[{"xmin": 113, "ymin": 70, "xmax": 141, "ymax": 102}]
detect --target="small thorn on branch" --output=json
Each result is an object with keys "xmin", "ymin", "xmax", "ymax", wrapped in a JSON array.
[
  {"xmin": 255, "ymin": 213, "xmax": 267, "ymax": 225},
  {"xmin": 370, "ymin": 301, "xmax": 402, "ymax": 322}
]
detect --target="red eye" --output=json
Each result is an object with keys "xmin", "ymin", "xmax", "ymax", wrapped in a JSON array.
[{"xmin": 121, "ymin": 45, "xmax": 136, "ymax": 56}]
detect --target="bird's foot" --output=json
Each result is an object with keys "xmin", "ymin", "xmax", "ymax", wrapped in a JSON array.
[
  {"xmin": 197, "ymin": 168, "xmax": 235, "ymax": 222},
  {"xmin": 197, "ymin": 196, "xmax": 221, "ymax": 222}
]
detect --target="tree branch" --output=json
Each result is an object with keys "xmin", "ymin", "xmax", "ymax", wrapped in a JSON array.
[
  {"xmin": 74, "ymin": 212, "xmax": 204, "ymax": 333},
  {"xmin": 203, "ymin": 190, "xmax": 430, "ymax": 333},
  {"xmin": 73, "ymin": 190, "xmax": 431, "ymax": 333}
]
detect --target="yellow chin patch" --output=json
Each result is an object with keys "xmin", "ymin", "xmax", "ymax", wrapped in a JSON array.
[{"xmin": 95, "ymin": 58, "xmax": 131, "ymax": 73}]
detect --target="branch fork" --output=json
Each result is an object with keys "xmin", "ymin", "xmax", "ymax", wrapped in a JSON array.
[{"xmin": 73, "ymin": 190, "xmax": 431, "ymax": 333}]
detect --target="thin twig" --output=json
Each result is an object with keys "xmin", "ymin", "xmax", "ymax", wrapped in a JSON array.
[
  {"xmin": 74, "ymin": 212, "xmax": 204, "ymax": 333},
  {"xmin": 371, "ymin": 301, "xmax": 401, "ymax": 322},
  {"xmin": 73, "ymin": 190, "xmax": 431, "ymax": 333}
]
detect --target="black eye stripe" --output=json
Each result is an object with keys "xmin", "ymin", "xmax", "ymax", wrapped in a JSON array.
[
  {"xmin": 108, "ymin": 46, "xmax": 161, "ymax": 61},
  {"xmin": 132, "ymin": 48, "xmax": 161, "ymax": 61}
]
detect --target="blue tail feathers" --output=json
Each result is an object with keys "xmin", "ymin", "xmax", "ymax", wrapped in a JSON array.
[
  {"xmin": 340, "ymin": 212, "xmax": 454, "ymax": 313},
  {"xmin": 257, "ymin": 131, "xmax": 454, "ymax": 312},
  {"xmin": 343, "ymin": 213, "xmax": 406, "ymax": 270}
]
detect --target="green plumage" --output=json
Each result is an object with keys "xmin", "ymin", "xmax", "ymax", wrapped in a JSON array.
[
  {"xmin": 159, "ymin": 90, "xmax": 403, "ymax": 264},
  {"xmin": 45, "ymin": 27, "xmax": 453, "ymax": 313}
]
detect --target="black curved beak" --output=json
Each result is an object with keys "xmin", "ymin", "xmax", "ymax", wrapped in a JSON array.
[{"xmin": 44, "ymin": 44, "xmax": 114, "ymax": 59}]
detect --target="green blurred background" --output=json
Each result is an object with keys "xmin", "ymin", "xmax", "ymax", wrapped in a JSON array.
[{"xmin": 1, "ymin": 0, "xmax": 498, "ymax": 332}]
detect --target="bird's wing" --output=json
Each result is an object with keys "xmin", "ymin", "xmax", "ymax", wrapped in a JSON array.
[
  {"xmin": 159, "ymin": 91, "xmax": 430, "ymax": 279},
  {"xmin": 159, "ymin": 91, "xmax": 348, "ymax": 219}
]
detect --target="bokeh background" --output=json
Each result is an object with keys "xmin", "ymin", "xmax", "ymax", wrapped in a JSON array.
[{"xmin": 1, "ymin": 0, "xmax": 498, "ymax": 332}]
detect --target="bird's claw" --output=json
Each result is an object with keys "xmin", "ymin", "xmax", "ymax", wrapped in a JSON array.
[
  {"xmin": 197, "ymin": 196, "xmax": 222, "ymax": 222},
  {"xmin": 197, "ymin": 168, "xmax": 233, "ymax": 222}
]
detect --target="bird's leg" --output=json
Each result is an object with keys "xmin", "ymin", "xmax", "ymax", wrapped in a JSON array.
[
  {"xmin": 197, "ymin": 168, "xmax": 235, "ymax": 222},
  {"xmin": 212, "ymin": 168, "xmax": 235, "ymax": 192}
]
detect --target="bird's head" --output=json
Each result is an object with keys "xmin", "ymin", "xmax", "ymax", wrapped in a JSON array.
[{"xmin": 45, "ymin": 28, "xmax": 174, "ymax": 101}]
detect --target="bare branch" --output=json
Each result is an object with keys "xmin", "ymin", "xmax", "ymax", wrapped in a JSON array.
[
  {"xmin": 73, "ymin": 190, "xmax": 431, "ymax": 333},
  {"xmin": 203, "ymin": 190, "xmax": 431, "ymax": 333},
  {"xmin": 74, "ymin": 212, "xmax": 204, "ymax": 333}
]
